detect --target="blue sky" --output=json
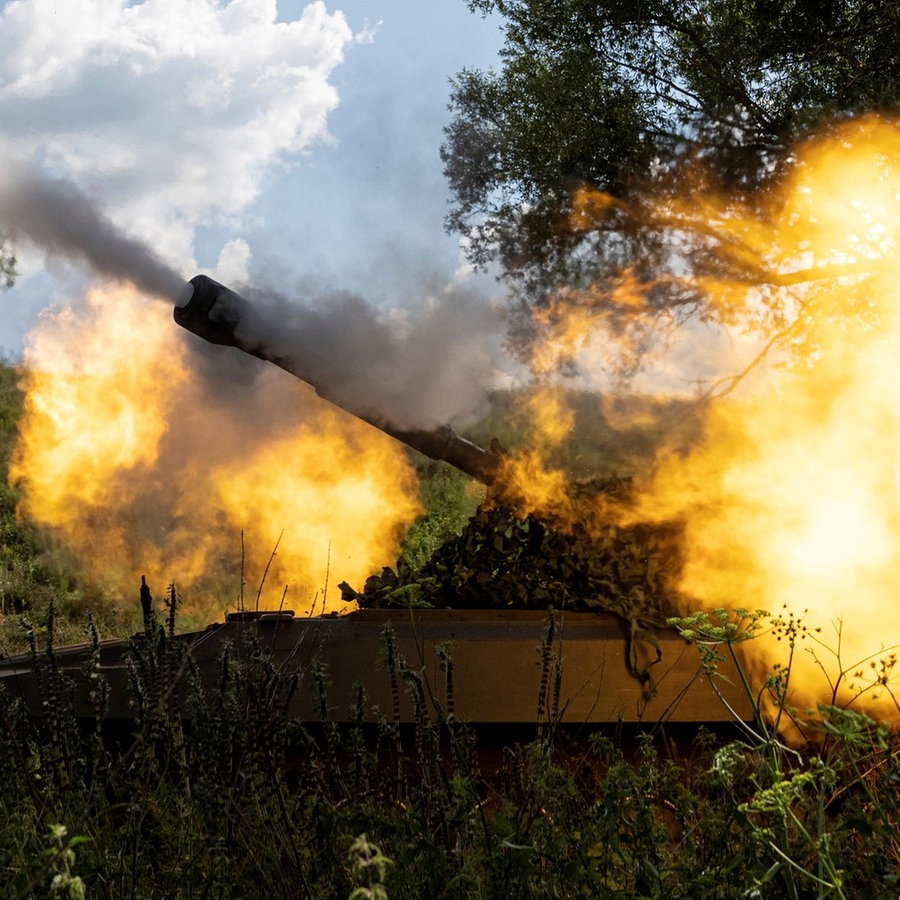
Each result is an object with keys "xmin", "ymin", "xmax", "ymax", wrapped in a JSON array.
[
  {"xmin": 249, "ymin": 2, "xmax": 505, "ymax": 301},
  {"xmin": 0, "ymin": 0, "xmax": 505, "ymax": 357}
]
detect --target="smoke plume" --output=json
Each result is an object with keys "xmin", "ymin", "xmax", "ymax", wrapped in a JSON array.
[
  {"xmin": 234, "ymin": 279, "xmax": 505, "ymax": 429},
  {"xmin": 0, "ymin": 164, "xmax": 184, "ymax": 300},
  {"xmin": 0, "ymin": 163, "xmax": 507, "ymax": 432}
]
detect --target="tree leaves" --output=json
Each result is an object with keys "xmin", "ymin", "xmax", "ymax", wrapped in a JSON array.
[{"xmin": 444, "ymin": 0, "xmax": 900, "ymax": 310}]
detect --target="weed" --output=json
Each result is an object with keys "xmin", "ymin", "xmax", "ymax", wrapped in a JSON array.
[
  {"xmin": 672, "ymin": 606, "xmax": 900, "ymax": 899},
  {"xmin": 348, "ymin": 833, "xmax": 393, "ymax": 900},
  {"xmin": 2, "ymin": 594, "xmax": 900, "ymax": 895}
]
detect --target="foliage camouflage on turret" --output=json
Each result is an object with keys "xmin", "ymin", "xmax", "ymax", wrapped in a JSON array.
[{"xmin": 340, "ymin": 476, "xmax": 682, "ymax": 629}]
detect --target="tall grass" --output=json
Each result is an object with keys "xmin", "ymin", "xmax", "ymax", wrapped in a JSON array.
[{"xmin": 3, "ymin": 604, "xmax": 900, "ymax": 897}]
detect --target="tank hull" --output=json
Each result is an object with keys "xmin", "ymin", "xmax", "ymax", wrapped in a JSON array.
[{"xmin": 0, "ymin": 609, "xmax": 750, "ymax": 725}]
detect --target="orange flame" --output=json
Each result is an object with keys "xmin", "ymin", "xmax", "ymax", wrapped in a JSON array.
[
  {"xmin": 502, "ymin": 115, "xmax": 900, "ymax": 731},
  {"xmin": 641, "ymin": 117, "xmax": 900, "ymax": 727},
  {"xmin": 11, "ymin": 284, "xmax": 422, "ymax": 622}
]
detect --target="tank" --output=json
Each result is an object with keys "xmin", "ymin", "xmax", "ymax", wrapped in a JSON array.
[{"xmin": 0, "ymin": 277, "xmax": 754, "ymax": 731}]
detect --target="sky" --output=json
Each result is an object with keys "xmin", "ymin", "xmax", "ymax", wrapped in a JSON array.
[{"xmin": 0, "ymin": 0, "xmax": 506, "ymax": 358}]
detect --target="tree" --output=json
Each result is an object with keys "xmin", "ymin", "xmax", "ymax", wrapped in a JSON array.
[{"xmin": 442, "ymin": 0, "xmax": 900, "ymax": 315}]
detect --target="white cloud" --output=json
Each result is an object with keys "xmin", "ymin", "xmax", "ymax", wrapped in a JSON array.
[
  {"xmin": 212, "ymin": 237, "xmax": 251, "ymax": 284},
  {"xmin": 0, "ymin": 0, "xmax": 354, "ymax": 271}
]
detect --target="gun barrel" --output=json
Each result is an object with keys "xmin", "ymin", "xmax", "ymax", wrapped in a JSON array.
[{"xmin": 174, "ymin": 275, "xmax": 503, "ymax": 484}]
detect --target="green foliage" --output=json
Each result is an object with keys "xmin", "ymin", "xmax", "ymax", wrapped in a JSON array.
[
  {"xmin": 400, "ymin": 462, "xmax": 483, "ymax": 571},
  {"xmin": 672, "ymin": 606, "xmax": 900, "ymax": 898},
  {"xmin": 352, "ymin": 499, "xmax": 680, "ymax": 630},
  {"xmin": 445, "ymin": 0, "xmax": 900, "ymax": 305},
  {"xmin": 45, "ymin": 824, "xmax": 87, "ymax": 900},
  {"xmin": 4, "ymin": 605, "xmax": 900, "ymax": 896},
  {"xmin": 348, "ymin": 834, "xmax": 393, "ymax": 900}
]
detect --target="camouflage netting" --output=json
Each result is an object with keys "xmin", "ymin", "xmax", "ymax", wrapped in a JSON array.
[{"xmin": 339, "ymin": 477, "xmax": 684, "ymax": 633}]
